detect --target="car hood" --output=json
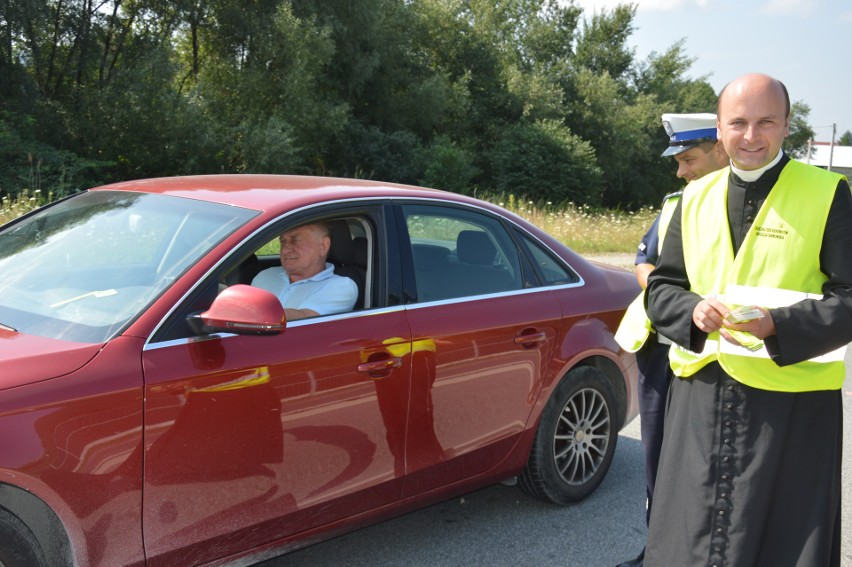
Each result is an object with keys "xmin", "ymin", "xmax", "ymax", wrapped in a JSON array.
[{"xmin": 0, "ymin": 328, "xmax": 103, "ymax": 390}]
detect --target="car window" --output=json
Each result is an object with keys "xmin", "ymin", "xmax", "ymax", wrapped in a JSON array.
[
  {"xmin": 154, "ymin": 214, "xmax": 378, "ymax": 343},
  {"xmin": 0, "ymin": 191, "xmax": 255, "ymax": 343},
  {"xmin": 234, "ymin": 216, "xmax": 371, "ymax": 310},
  {"xmin": 402, "ymin": 204, "xmax": 523, "ymax": 302},
  {"xmin": 516, "ymin": 230, "xmax": 580, "ymax": 285}
]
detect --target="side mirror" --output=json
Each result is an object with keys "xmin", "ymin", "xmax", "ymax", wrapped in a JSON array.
[{"xmin": 191, "ymin": 284, "xmax": 286, "ymax": 335}]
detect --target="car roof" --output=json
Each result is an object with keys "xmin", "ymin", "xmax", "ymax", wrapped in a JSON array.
[{"xmin": 91, "ymin": 174, "xmax": 462, "ymax": 214}]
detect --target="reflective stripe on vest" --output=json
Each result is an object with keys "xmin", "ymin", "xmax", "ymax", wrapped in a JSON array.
[
  {"xmin": 614, "ymin": 195, "xmax": 680, "ymax": 352},
  {"xmin": 669, "ymin": 160, "xmax": 847, "ymax": 391}
]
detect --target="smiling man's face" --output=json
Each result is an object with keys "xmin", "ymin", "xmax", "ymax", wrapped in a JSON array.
[
  {"xmin": 673, "ymin": 141, "xmax": 727, "ymax": 182},
  {"xmin": 717, "ymin": 74, "xmax": 789, "ymax": 171}
]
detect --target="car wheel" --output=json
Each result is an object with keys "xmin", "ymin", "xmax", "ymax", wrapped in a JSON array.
[
  {"xmin": 0, "ymin": 508, "xmax": 46, "ymax": 567},
  {"xmin": 519, "ymin": 366, "xmax": 618, "ymax": 505}
]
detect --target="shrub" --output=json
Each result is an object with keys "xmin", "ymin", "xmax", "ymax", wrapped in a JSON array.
[{"xmin": 489, "ymin": 119, "xmax": 604, "ymax": 206}]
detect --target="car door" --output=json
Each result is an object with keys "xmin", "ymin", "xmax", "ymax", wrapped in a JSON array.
[
  {"xmin": 139, "ymin": 207, "xmax": 413, "ymax": 566},
  {"xmin": 397, "ymin": 202, "xmax": 563, "ymax": 496}
]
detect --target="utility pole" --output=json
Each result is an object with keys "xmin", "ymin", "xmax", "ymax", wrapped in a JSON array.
[{"xmin": 828, "ymin": 123, "xmax": 836, "ymax": 172}]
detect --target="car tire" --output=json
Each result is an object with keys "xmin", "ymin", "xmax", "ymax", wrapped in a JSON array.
[
  {"xmin": 0, "ymin": 508, "xmax": 47, "ymax": 567},
  {"xmin": 519, "ymin": 366, "xmax": 618, "ymax": 505}
]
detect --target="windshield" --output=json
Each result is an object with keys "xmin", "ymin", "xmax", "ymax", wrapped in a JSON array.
[{"xmin": 0, "ymin": 190, "xmax": 257, "ymax": 343}]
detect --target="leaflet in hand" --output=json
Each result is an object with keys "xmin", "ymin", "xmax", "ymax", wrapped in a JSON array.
[{"xmin": 725, "ymin": 306, "xmax": 764, "ymax": 324}]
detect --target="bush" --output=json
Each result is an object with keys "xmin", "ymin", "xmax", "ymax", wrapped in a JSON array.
[
  {"xmin": 489, "ymin": 119, "xmax": 603, "ymax": 206},
  {"xmin": 340, "ymin": 123, "xmax": 422, "ymax": 183},
  {"xmin": 417, "ymin": 135, "xmax": 480, "ymax": 193},
  {"xmin": 0, "ymin": 116, "xmax": 110, "ymax": 198}
]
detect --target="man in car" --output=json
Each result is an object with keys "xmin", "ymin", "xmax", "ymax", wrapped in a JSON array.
[
  {"xmin": 251, "ymin": 222, "xmax": 358, "ymax": 320},
  {"xmin": 614, "ymin": 113, "xmax": 727, "ymax": 567}
]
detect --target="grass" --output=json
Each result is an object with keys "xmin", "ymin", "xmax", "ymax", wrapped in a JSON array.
[
  {"xmin": 488, "ymin": 194, "xmax": 657, "ymax": 254},
  {"xmin": 1, "ymin": 189, "xmax": 52, "ymax": 225},
  {"xmin": 0, "ymin": 189, "xmax": 657, "ymax": 255}
]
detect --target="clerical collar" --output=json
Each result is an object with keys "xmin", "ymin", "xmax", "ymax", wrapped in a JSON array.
[{"xmin": 730, "ymin": 150, "xmax": 784, "ymax": 182}]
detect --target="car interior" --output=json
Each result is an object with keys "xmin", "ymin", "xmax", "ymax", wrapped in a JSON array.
[
  {"xmin": 222, "ymin": 217, "xmax": 371, "ymax": 312},
  {"xmin": 411, "ymin": 229, "xmax": 517, "ymax": 302},
  {"xmin": 326, "ymin": 219, "xmax": 369, "ymax": 310}
]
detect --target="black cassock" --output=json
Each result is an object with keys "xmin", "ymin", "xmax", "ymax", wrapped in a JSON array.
[{"xmin": 644, "ymin": 155, "xmax": 852, "ymax": 567}]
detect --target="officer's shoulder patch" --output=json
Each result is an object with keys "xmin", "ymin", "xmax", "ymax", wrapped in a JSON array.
[{"xmin": 661, "ymin": 190, "xmax": 683, "ymax": 204}]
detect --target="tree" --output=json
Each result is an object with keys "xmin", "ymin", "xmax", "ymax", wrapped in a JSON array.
[
  {"xmin": 838, "ymin": 130, "xmax": 852, "ymax": 146},
  {"xmin": 418, "ymin": 135, "xmax": 480, "ymax": 194},
  {"xmin": 489, "ymin": 119, "xmax": 603, "ymax": 205},
  {"xmin": 574, "ymin": 4, "xmax": 636, "ymax": 82},
  {"xmin": 1, "ymin": 0, "xmax": 831, "ymax": 209},
  {"xmin": 191, "ymin": 1, "xmax": 346, "ymax": 174},
  {"xmin": 632, "ymin": 40, "xmax": 717, "ymax": 113},
  {"xmin": 784, "ymin": 101, "xmax": 815, "ymax": 159}
]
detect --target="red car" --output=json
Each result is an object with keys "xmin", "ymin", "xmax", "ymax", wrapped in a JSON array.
[{"xmin": 0, "ymin": 175, "xmax": 638, "ymax": 566}]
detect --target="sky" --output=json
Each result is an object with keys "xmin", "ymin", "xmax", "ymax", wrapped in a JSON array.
[{"xmin": 566, "ymin": 0, "xmax": 852, "ymax": 142}]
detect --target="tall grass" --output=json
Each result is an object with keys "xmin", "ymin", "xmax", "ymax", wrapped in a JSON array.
[
  {"xmin": 489, "ymin": 194, "xmax": 657, "ymax": 254},
  {"xmin": 0, "ymin": 189, "xmax": 51, "ymax": 225},
  {"xmin": 0, "ymin": 189, "xmax": 657, "ymax": 255}
]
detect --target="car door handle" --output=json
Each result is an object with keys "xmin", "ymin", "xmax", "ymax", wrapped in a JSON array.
[
  {"xmin": 514, "ymin": 332, "xmax": 547, "ymax": 346},
  {"xmin": 358, "ymin": 358, "xmax": 403, "ymax": 374}
]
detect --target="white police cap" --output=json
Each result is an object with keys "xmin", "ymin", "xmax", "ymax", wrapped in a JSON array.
[{"xmin": 661, "ymin": 113, "xmax": 718, "ymax": 157}]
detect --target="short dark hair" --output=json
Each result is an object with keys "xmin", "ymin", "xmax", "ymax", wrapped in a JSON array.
[{"xmin": 697, "ymin": 139, "xmax": 719, "ymax": 153}]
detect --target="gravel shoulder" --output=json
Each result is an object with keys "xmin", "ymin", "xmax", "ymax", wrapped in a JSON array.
[{"xmin": 583, "ymin": 252, "xmax": 636, "ymax": 271}]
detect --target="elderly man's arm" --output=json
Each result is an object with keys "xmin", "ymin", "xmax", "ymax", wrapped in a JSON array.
[{"xmin": 289, "ymin": 276, "xmax": 359, "ymax": 320}]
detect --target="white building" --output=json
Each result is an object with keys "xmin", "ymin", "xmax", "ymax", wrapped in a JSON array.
[{"xmin": 803, "ymin": 142, "xmax": 852, "ymax": 178}]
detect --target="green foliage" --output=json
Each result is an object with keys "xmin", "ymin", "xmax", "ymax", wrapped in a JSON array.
[
  {"xmin": 632, "ymin": 40, "xmax": 716, "ymax": 113},
  {"xmin": 0, "ymin": 0, "xmax": 823, "ymax": 210},
  {"xmin": 340, "ymin": 123, "xmax": 422, "ymax": 183},
  {"xmin": 785, "ymin": 101, "xmax": 815, "ymax": 159},
  {"xmin": 568, "ymin": 68, "xmax": 676, "ymax": 207},
  {"xmin": 1, "ymin": 188, "xmax": 53, "ymax": 225},
  {"xmin": 489, "ymin": 119, "xmax": 603, "ymax": 205},
  {"xmin": 232, "ymin": 116, "xmax": 301, "ymax": 173},
  {"xmin": 195, "ymin": 1, "xmax": 346, "ymax": 173},
  {"xmin": 76, "ymin": 46, "xmax": 221, "ymax": 179},
  {"xmin": 418, "ymin": 135, "xmax": 480, "ymax": 194},
  {"xmin": 0, "ymin": 114, "xmax": 109, "ymax": 196},
  {"xmin": 574, "ymin": 4, "xmax": 636, "ymax": 81},
  {"xmin": 837, "ymin": 130, "xmax": 852, "ymax": 146}
]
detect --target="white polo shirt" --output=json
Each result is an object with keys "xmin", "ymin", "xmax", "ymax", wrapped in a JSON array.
[{"xmin": 251, "ymin": 263, "xmax": 358, "ymax": 316}]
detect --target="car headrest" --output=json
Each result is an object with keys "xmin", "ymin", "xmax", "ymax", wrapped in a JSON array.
[
  {"xmin": 328, "ymin": 220, "xmax": 353, "ymax": 264},
  {"xmin": 411, "ymin": 243, "xmax": 450, "ymax": 267},
  {"xmin": 352, "ymin": 236, "xmax": 368, "ymax": 268},
  {"xmin": 457, "ymin": 230, "xmax": 496, "ymax": 265}
]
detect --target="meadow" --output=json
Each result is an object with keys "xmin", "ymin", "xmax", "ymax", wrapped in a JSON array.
[
  {"xmin": 1, "ymin": 189, "xmax": 50, "ymax": 226},
  {"xmin": 0, "ymin": 189, "xmax": 656, "ymax": 257}
]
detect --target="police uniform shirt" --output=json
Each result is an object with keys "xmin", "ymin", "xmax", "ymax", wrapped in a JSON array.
[{"xmin": 635, "ymin": 213, "xmax": 663, "ymax": 266}]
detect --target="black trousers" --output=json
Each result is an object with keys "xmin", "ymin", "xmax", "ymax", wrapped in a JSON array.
[{"xmin": 635, "ymin": 335, "xmax": 673, "ymax": 524}]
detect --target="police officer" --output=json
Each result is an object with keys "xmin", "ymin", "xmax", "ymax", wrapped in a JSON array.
[{"xmin": 613, "ymin": 113, "xmax": 727, "ymax": 567}]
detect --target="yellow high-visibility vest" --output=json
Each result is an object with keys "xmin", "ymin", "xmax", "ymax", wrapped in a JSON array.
[
  {"xmin": 615, "ymin": 193, "xmax": 680, "ymax": 353},
  {"xmin": 669, "ymin": 160, "xmax": 847, "ymax": 391}
]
